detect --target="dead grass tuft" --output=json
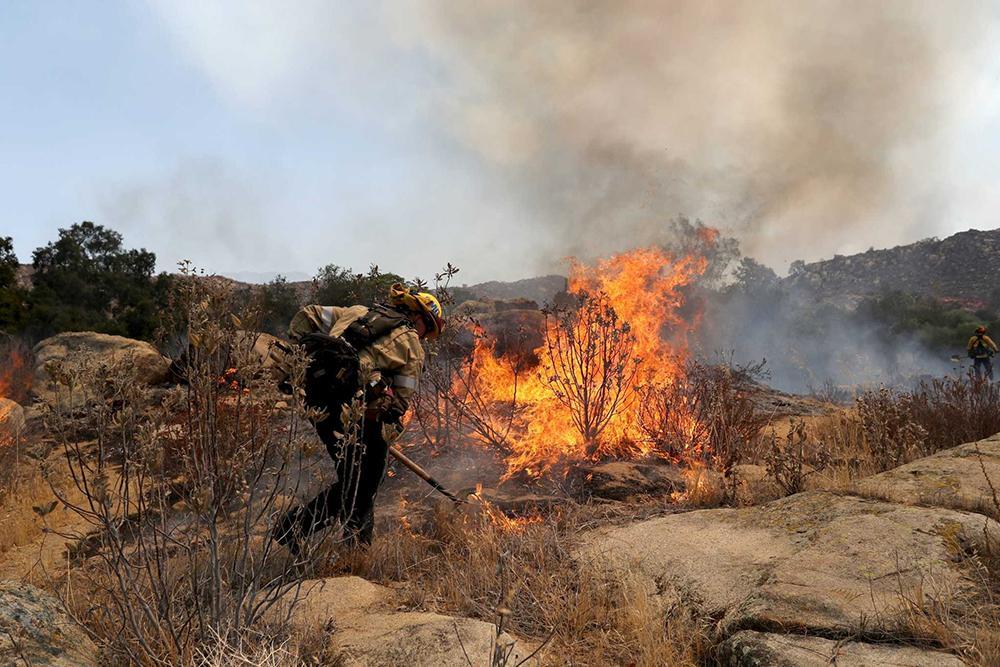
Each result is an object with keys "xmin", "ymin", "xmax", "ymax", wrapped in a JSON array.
[{"xmin": 326, "ymin": 501, "xmax": 713, "ymax": 666}]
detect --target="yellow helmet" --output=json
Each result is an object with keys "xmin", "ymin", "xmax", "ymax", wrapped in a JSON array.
[{"xmin": 389, "ymin": 283, "xmax": 445, "ymax": 338}]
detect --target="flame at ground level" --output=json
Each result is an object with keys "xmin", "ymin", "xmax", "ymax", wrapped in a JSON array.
[
  {"xmin": 0, "ymin": 345, "xmax": 29, "ymax": 407},
  {"xmin": 455, "ymin": 245, "xmax": 709, "ymax": 478}
]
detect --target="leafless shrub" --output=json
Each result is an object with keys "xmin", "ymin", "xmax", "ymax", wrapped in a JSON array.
[
  {"xmin": 855, "ymin": 387, "xmax": 927, "ymax": 471},
  {"xmin": 807, "ymin": 378, "xmax": 854, "ymax": 405},
  {"xmin": 541, "ymin": 292, "xmax": 640, "ymax": 457},
  {"xmin": 810, "ymin": 375, "xmax": 1000, "ymax": 481},
  {"xmin": 39, "ymin": 266, "xmax": 317, "ymax": 665},
  {"xmin": 905, "ymin": 374, "xmax": 1000, "ymax": 453},
  {"xmin": 763, "ymin": 419, "xmax": 830, "ymax": 496},
  {"xmin": 638, "ymin": 359, "xmax": 770, "ymax": 492}
]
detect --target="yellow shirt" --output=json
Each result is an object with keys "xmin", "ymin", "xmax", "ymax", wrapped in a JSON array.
[{"xmin": 967, "ymin": 335, "xmax": 998, "ymax": 357}]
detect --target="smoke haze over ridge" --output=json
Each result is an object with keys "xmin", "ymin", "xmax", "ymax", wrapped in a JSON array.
[
  {"xmin": 394, "ymin": 0, "xmax": 1000, "ymax": 270},
  {"xmin": 4, "ymin": 2, "xmax": 1000, "ymax": 282}
]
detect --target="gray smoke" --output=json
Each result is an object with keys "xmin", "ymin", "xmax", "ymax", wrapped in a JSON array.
[{"xmin": 400, "ymin": 0, "xmax": 995, "ymax": 272}]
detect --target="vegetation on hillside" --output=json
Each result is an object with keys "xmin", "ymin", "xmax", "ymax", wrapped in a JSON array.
[
  {"xmin": 0, "ymin": 223, "xmax": 170, "ymax": 341},
  {"xmin": 0, "ymin": 223, "xmax": 431, "ymax": 342}
]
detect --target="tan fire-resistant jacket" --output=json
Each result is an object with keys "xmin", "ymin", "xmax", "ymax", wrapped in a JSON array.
[{"xmin": 288, "ymin": 304, "xmax": 425, "ymax": 401}]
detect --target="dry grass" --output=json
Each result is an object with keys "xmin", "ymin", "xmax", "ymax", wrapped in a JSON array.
[
  {"xmin": 33, "ymin": 270, "xmax": 320, "ymax": 666},
  {"xmin": 325, "ymin": 501, "xmax": 713, "ymax": 666},
  {"xmin": 752, "ymin": 376, "xmax": 1000, "ymax": 497},
  {"xmin": 891, "ymin": 495, "xmax": 1000, "ymax": 666},
  {"xmin": 0, "ymin": 469, "xmax": 49, "ymax": 554}
]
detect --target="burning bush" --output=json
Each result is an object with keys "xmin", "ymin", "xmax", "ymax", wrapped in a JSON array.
[
  {"xmin": 421, "ymin": 245, "xmax": 713, "ymax": 479},
  {"xmin": 637, "ymin": 359, "xmax": 770, "ymax": 474},
  {"xmin": 541, "ymin": 292, "xmax": 641, "ymax": 458}
]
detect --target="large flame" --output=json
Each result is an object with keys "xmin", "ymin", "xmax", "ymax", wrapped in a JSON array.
[{"xmin": 457, "ymin": 245, "xmax": 708, "ymax": 478}]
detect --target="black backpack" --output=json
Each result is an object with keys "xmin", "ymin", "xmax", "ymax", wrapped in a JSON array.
[{"xmin": 299, "ymin": 305, "xmax": 411, "ymax": 412}]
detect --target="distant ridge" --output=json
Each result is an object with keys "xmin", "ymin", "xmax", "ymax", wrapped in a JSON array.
[
  {"xmin": 782, "ymin": 227, "xmax": 1000, "ymax": 308},
  {"xmin": 465, "ymin": 275, "xmax": 567, "ymax": 305}
]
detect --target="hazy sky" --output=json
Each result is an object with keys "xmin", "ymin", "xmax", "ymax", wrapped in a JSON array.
[{"xmin": 3, "ymin": 1, "xmax": 1000, "ymax": 284}]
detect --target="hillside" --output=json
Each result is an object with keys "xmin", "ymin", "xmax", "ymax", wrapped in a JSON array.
[
  {"xmin": 464, "ymin": 274, "xmax": 567, "ymax": 304},
  {"xmin": 782, "ymin": 228, "xmax": 1000, "ymax": 308}
]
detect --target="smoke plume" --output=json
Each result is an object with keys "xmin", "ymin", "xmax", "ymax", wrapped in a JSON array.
[{"xmin": 396, "ymin": 0, "xmax": 995, "ymax": 272}]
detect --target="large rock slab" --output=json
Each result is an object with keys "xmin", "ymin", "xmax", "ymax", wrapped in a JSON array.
[
  {"xmin": 0, "ymin": 397, "xmax": 25, "ymax": 440},
  {"xmin": 720, "ymin": 630, "xmax": 962, "ymax": 667},
  {"xmin": 279, "ymin": 577, "xmax": 538, "ymax": 666},
  {"xmin": 856, "ymin": 433, "xmax": 1000, "ymax": 513},
  {"xmin": 0, "ymin": 580, "xmax": 99, "ymax": 666},
  {"xmin": 578, "ymin": 491, "xmax": 999, "ymax": 635},
  {"xmin": 32, "ymin": 332, "xmax": 170, "ymax": 406}
]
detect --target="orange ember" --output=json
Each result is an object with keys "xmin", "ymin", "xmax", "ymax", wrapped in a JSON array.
[{"xmin": 457, "ymin": 245, "xmax": 708, "ymax": 478}]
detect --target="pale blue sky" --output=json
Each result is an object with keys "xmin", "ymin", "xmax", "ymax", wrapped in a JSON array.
[{"xmin": 3, "ymin": 2, "xmax": 1000, "ymax": 283}]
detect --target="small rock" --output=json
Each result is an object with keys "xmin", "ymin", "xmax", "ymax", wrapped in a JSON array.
[
  {"xmin": 0, "ymin": 580, "xmax": 99, "ymax": 666},
  {"xmin": 578, "ymin": 461, "xmax": 684, "ymax": 500}
]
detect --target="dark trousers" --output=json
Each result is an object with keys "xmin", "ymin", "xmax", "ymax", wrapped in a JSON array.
[
  {"xmin": 974, "ymin": 357, "xmax": 994, "ymax": 381},
  {"xmin": 274, "ymin": 415, "xmax": 389, "ymax": 548}
]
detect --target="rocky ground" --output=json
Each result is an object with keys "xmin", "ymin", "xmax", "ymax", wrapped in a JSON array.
[{"xmin": 1, "ymin": 331, "xmax": 998, "ymax": 665}]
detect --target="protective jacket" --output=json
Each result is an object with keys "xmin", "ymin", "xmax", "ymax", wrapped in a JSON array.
[
  {"xmin": 288, "ymin": 304, "xmax": 424, "ymax": 405},
  {"xmin": 967, "ymin": 334, "xmax": 998, "ymax": 359}
]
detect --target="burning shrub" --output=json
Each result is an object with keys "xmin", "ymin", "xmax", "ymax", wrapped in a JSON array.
[
  {"xmin": 637, "ymin": 359, "xmax": 771, "ymax": 483},
  {"xmin": 541, "ymin": 292, "xmax": 640, "ymax": 457},
  {"xmin": 422, "ymin": 325, "xmax": 526, "ymax": 455},
  {"xmin": 420, "ymin": 246, "xmax": 712, "ymax": 479}
]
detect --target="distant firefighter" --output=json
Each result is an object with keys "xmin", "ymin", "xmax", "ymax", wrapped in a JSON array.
[{"xmin": 967, "ymin": 326, "xmax": 998, "ymax": 380}]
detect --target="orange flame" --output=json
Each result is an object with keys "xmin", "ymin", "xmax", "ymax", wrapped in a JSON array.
[
  {"xmin": 457, "ymin": 245, "xmax": 709, "ymax": 478},
  {"xmin": 0, "ymin": 348, "xmax": 26, "ymax": 402}
]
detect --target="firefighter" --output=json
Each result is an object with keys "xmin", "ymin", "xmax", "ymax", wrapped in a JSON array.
[
  {"xmin": 271, "ymin": 283, "xmax": 444, "ymax": 555},
  {"xmin": 967, "ymin": 326, "xmax": 998, "ymax": 381}
]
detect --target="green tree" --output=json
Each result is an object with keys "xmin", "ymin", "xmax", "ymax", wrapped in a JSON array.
[
  {"xmin": 27, "ymin": 222, "xmax": 169, "ymax": 339},
  {"xmin": 313, "ymin": 264, "xmax": 404, "ymax": 307},
  {"xmin": 0, "ymin": 237, "xmax": 26, "ymax": 332},
  {"xmin": 732, "ymin": 257, "xmax": 780, "ymax": 294},
  {"xmin": 0, "ymin": 237, "xmax": 17, "ymax": 289},
  {"xmin": 256, "ymin": 275, "xmax": 302, "ymax": 335}
]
